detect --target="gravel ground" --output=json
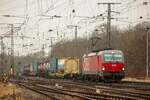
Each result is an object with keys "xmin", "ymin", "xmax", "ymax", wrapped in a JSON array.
[{"xmin": 0, "ymin": 82, "xmax": 52, "ymax": 100}]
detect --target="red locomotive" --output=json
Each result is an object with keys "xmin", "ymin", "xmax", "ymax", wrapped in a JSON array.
[{"xmin": 82, "ymin": 50, "xmax": 125, "ymax": 81}]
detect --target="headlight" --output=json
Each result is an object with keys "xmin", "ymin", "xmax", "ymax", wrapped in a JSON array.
[
  {"xmin": 102, "ymin": 67, "xmax": 105, "ymax": 71},
  {"xmin": 122, "ymin": 67, "xmax": 125, "ymax": 71}
]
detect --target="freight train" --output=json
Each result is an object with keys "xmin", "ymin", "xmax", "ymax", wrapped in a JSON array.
[{"xmin": 23, "ymin": 49, "xmax": 125, "ymax": 82}]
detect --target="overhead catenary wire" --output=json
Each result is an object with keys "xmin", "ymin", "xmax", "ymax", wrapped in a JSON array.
[
  {"xmin": 111, "ymin": 0, "xmax": 150, "ymax": 28},
  {"xmin": 0, "ymin": 0, "xmax": 150, "ymax": 56}
]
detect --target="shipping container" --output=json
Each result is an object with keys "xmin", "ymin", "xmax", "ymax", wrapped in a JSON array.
[
  {"xmin": 53, "ymin": 58, "xmax": 66, "ymax": 77},
  {"xmin": 38, "ymin": 62, "xmax": 42, "ymax": 70},
  {"xmin": 23, "ymin": 64, "xmax": 30, "ymax": 71},
  {"xmin": 31, "ymin": 61, "xmax": 38, "ymax": 72},
  {"xmin": 37, "ymin": 60, "xmax": 49, "ymax": 77},
  {"xmin": 38, "ymin": 61, "xmax": 48, "ymax": 70},
  {"xmin": 57, "ymin": 59, "xmax": 66, "ymax": 72},
  {"xmin": 43, "ymin": 61, "xmax": 49, "ymax": 70},
  {"xmin": 49, "ymin": 58, "xmax": 58, "ymax": 72},
  {"xmin": 46, "ymin": 60, "xmax": 50, "ymax": 70},
  {"xmin": 30, "ymin": 61, "xmax": 38, "ymax": 76},
  {"xmin": 22, "ymin": 64, "xmax": 30, "ymax": 75}
]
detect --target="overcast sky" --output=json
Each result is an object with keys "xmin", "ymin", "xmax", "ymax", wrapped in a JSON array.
[{"xmin": 0, "ymin": 0, "xmax": 149, "ymax": 56}]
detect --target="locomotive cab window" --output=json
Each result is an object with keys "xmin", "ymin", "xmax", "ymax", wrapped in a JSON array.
[
  {"xmin": 113, "ymin": 54, "xmax": 123, "ymax": 62},
  {"xmin": 104, "ymin": 54, "xmax": 113, "ymax": 62},
  {"xmin": 103, "ymin": 53, "xmax": 123, "ymax": 62}
]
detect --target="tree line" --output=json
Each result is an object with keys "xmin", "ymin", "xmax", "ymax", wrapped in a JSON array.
[
  {"xmin": 0, "ymin": 22, "xmax": 149, "ymax": 78},
  {"xmin": 50, "ymin": 22, "xmax": 150, "ymax": 78}
]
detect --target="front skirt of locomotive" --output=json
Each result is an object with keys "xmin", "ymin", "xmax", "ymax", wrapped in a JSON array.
[{"xmin": 102, "ymin": 71, "xmax": 125, "ymax": 81}]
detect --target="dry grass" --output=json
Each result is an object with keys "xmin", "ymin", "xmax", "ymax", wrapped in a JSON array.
[
  {"xmin": 123, "ymin": 77, "xmax": 150, "ymax": 83},
  {"xmin": 0, "ymin": 82, "xmax": 19, "ymax": 97},
  {"xmin": 0, "ymin": 82, "xmax": 52, "ymax": 100}
]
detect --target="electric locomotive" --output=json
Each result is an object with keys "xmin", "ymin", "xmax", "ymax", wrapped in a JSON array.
[{"xmin": 82, "ymin": 49, "xmax": 125, "ymax": 81}]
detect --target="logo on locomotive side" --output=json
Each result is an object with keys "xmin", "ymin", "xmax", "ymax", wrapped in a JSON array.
[{"xmin": 112, "ymin": 64, "xmax": 116, "ymax": 67}]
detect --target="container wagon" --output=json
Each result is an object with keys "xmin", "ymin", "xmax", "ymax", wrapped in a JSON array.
[
  {"xmin": 64, "ymin": 58, "xmax": 80, "ymax": 79},
  {"xmin": 48, "ymin": 58, "xmax": 80, "ymax": 79}
]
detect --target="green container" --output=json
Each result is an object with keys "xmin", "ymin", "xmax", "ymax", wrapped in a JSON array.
[{"xmin": 32, "ymin": 61, "xmax": 38, "ymax": 72}]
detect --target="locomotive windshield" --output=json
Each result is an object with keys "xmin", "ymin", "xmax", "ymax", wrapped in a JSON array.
[{"xmin": 103, "ymin": 53, "xmax": 123, "ymax": 62}]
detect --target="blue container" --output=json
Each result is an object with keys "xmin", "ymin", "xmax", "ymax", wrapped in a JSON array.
[
  {"xmin": 32, "ymin": 61, "xmax": 38, "ymax": 72},
  {"xmin": 49, "ymin": 58, "xmax": 58, "ymax": 72},
  {"xmin": 57, "ymin": 59, "xmax": 66, "ymax": 72}
]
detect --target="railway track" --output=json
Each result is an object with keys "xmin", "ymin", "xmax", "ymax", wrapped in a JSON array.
[
  {"xmin": 53, "ymin": 79, "xmax": 150, "ymax": 91},
  {"xmin": 63, "ymin": 79, "xmax": 150, "ymax": 90},
  {"xmin": 18, "ymin": 83, "xmax": 62, "ymax": 100},
  {"xmin": 18, "ymin": 82, "xmax": 94, "ymax": 100},
  {"xmin": 24, "ymin": 77, "xmax": 150, "ymax": 92},
  {"xmin": 49, "ymin": 80, "xmax": 150, "ymax": 100},
  {"xmin": 17, "ymin": 81, "xmax": 136, "ymax": 100},
  {"xmin": 11, "ymin": 77, "xmax": 150, "ymax": 100}
]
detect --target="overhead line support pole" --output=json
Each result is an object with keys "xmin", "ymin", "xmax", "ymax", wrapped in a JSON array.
[
  {"xmin": 10, "ymin": 24, "xmax": 14, "ymax": 76},
  {"xmin": 146, "ymin": 27, "xmax": 149, "ymax": 79},
  {"xmin": 0, "ymin": 36, "xmax": 4, "ymax": 73},
  {"xmin": 50, "ymin": 37, "xmax": 55, "ymax": 57},
  {"xmin": 75, "ymin": 25, "xmax": 78, "ymax": 41},
  {"xmin": 97, "ymin": 3, "xmax": 121, "ymax": 48},
  {"xmin": 107, "ymin": 3, "xmax": 111, "ymax": 48}
]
